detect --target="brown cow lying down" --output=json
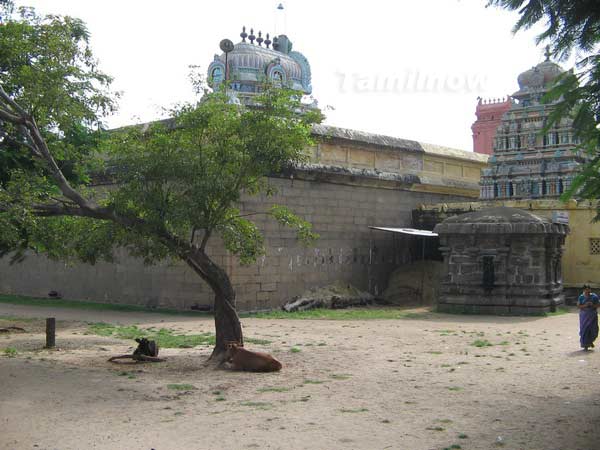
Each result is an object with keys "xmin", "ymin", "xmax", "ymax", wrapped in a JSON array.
[{"xmin": 225, "ymin": 342, "xmax": 282, "ymax": 372}]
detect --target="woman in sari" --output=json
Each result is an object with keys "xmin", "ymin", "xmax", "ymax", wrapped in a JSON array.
[{"xmin": 578, "ymin": 285, "xmax": 599, "ymax": 351}]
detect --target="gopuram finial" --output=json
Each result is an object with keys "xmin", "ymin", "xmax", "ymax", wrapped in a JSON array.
[{"xmin": 240, "ymin": 26, "xmax": 248, "ymax": 42}]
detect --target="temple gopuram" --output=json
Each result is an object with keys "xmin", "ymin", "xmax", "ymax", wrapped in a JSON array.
[
  {"xmin": 478, "ymin": 52, "xmax": 585, "ymax": 200},
  {"xmin": 207, "ymin": 27, "xmax": 314, "ymax": 106}
]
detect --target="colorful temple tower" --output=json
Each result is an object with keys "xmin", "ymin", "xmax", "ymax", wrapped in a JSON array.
[
  {"xmin": 479, "ymin": 54, "xmax": 585, "ymax": 200},
  {"xmin": 472, "ymin": 97, "xmax": 512, "ymax": 155},
  {"xmin": 207, "ymin": 26, "xmax": 313, "ymax": 106}
]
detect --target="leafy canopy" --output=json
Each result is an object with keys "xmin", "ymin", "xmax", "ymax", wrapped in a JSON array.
[{"xmin": 0, "ymin": 3, "xmax": 321, "ymax": 266}]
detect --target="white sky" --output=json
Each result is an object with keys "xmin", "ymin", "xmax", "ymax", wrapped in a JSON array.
[{"xmin": 13, "ymin": 0, "xmax": 555, "ymax": 151}]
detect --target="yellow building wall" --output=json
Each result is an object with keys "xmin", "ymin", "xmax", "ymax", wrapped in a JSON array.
[{"xmin": 312, "ymin": 140, "xmax": 488, "ymax": 198}]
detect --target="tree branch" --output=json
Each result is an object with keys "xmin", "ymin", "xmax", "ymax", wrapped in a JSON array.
[
  {"xmin": 0, "ymin": 106, "xmax": 24, "ymax": 124},
  {"xmin": 0, "ymin": 84, "xmax": 29, "ymax": 118},
  {"xmin": 200, "ymin": 229, "xmax": 211, "ymax": 250}
]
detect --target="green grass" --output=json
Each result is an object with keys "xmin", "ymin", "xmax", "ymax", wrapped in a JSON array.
[
  {"xmin": 329, "ymin": 374, "xmax": 352, "ymax": 380},
  {"xmin": 3, "ymin": 347, "xmax": 18, "ymax": 357},
  {"xmin": 471, "ymin": 339, "xmax": 493, "ymax": 348},
  {"xmin": 304, "ymin": 379, "xmax": 326, "ymax": 385},
  {"xmin": 87, "ymin": 322, "xmax": 270, "ymax": 348},
  {"xmin": 0, "ymin": 294, "xmax": 209, "ymax": 316},
  {"xmin": 0, "ymin": 315, "xmax": 36, "ymax": 322},
  {"xmin": 242, "ymin": 307, "xmax": 433, "ymax": 320},
  {"xmin": 257, "ymin": 387, "xmax": 292, "ymax": 393},
  {"xmin": 167, "ymin": 384, "xmax": 196, "ymax": 391}
]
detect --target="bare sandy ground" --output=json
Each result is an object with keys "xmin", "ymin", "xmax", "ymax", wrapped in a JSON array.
[{"xmin": 1, "ymin": 303, "xmax": 600, "ymax": 450}]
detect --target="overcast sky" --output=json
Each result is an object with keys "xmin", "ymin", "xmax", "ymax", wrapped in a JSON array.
[{"xmin": 13, "ymin": 1, "xmax": 557, "ymax": 151}]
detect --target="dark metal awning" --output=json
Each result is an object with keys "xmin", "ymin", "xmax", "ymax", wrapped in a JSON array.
[{"xmin": 368, "ymin": 226, "xmax": 438, "ymax": 237}]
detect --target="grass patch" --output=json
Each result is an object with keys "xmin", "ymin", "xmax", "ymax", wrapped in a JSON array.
[
  {"xmin": 3, "ymin": 347, "xmax": 18, "ymax": 357},
  {"xmin": 167, "ymin": 384, "xmax": 196, "ymax": 391},
  {"xmin": 257, "ymin": 387, "xmax": 292, "ymax": 393},
  {"xmin": 471, "ymin": 339, "xmax": 493, "ymax": 348},
  {"xmin": 0, "ymin": 315, "xmax": 36, "ymax": 322},
  {"xmin": 329, "ymin": 373, "xmax": 352, "ymax": 380},
  {"xmin": 425, "ymin": 426, "xmax": 445, "ymax": 431},
  {"xmin": 0, "ymin": 294, "xmax": 208, "ymax": 316},
  {"xmin": 304, "ymin": 379, "xmax": 326, "ymax": 385},
  {"xmin": 242, "ymin": 307, "xmax": 433, "ymax": 320},
  {"xmin": 290, "ymin": 347, "xmax": 301, "ymax": 353},
  {"xmin": 87, "ymin": 322, "xmax": 269, "ymax": 348}
]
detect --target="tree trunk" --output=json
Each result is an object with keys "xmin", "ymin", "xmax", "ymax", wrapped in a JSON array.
[{"xmin": 185, "ymin": 248, "xmax": 243, "ymax": 363}]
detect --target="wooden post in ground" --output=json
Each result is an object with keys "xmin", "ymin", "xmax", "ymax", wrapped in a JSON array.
[{"xmin": 45, "ymin": 317, "xmax": 56, "ymax": 348}]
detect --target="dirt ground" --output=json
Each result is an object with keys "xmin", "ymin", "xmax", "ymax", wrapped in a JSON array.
[{"xmin": 1, "ymin": 303, "xmax": 600, "ymax": 450}]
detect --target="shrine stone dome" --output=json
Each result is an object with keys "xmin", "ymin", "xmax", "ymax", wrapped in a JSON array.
[
  {"xmin": 207, "ymin": 27, "xmax": 312, "ymax": 98},
  {"xmin": 434, "ymin": 207, "xmax": 569, "ymax": 235},
  {"xmin": 516, "ymin": 58, "xmax": 564, "ymax": 92}
]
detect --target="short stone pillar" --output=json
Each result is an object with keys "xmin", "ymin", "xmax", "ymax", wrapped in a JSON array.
[{"xmin": 433, "ymin": 207, "xmax": 569, "ymax": 315}]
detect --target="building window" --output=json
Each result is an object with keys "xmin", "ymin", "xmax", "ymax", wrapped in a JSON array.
[{"xmin": 590, "ymin": 239, "xmax": 600, "ymax": 255}]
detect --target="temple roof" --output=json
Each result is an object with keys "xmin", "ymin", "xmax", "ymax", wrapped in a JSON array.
[
  {"xmin": 434, "ymin": 206, "xmax": 569, "ymax": 235},
  {"xmin": 312, "ymin": 124, "xmax": 488, "ymax": 163},
  {"xmin": 514, "ymin": 56, "xmax": 565, "ymax": 98},
  {"xmin": 208, "ymin": 28, "xmax": 312, "ymax": 96}
]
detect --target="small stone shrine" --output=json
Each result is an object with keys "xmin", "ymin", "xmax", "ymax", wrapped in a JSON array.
[{"xmin": 434, "ymin": 206, "xmax": 569, "ymax": 315}]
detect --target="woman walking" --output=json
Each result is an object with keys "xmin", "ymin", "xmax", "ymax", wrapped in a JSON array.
[{"xmin": 578, "ymin": 285, "xmax": 599, "ymax": 351}]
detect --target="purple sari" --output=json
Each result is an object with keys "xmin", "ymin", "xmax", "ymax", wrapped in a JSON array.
[{"xmin": 580, "ymin": 307, "xmax": 599, "ymax": 349}]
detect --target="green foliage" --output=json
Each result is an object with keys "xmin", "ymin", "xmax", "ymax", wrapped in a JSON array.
[
  {"xmin": 471, "ymin": 339, "xmax": 493, "ymax": 347},
  {"xmin": 0, "ymin": 4, "xmax": 116, "ymax": 187},
  {"xmin": 488, "ymin": 0, "xmax": 600, "ymax": 217},
  {"xmin": 0, "ymin": 3, "xmax": 321, "ymax": 271},
  {"xmin": 86, "ymin": 322, "xmax": 270, "ymax": 347},
  {"xmin": 3, "ymin": 347, "xmax": 18, "ymax": 357},
  {"xmin": 99, "ymin": 87, "xmax": 321, "ymax": 265},
  {"xmin": 167, "ymin": 384, "xmax": 196, "ymax": 391},
  {"xmin": 244, "ymin": 307, "xmax": 433, "ymax": 320},
  {"xmin": 0, "ymin": 294, "xmax": 209, "ymax": 316}
]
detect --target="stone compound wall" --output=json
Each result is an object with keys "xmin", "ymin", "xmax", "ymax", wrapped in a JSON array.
[
  {"xmin": 0, "ymin": 171, "xmax": 469, "ymax": 312},
  {"xmin": 1, "ymin": 127, "xmax": 486, "ymax": 312}
]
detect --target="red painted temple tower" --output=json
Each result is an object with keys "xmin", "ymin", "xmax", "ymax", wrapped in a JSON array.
[{"xmin": 471, "ymin": 97, "xmax": 512, "ymax": 155}]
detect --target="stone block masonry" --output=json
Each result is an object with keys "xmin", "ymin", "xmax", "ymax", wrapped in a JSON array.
[
  {"xmin": 0, "ymin": 170, "xmax": 472, "ymax": 312},
  {"xmin": 0, "ymin": 126, "xmax": 486, "ymax": 311}
]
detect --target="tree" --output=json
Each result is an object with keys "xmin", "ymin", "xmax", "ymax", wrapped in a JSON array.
[
  {"xmin": 0, "ymin": 3, "xmax": 321, "ymax": 361},
  {"xmin": 487, "ymin": 0, "xmax": 600, "ymax": 214}
]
